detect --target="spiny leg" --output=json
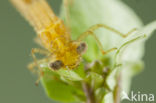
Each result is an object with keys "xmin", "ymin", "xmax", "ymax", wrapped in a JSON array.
[
  {"xmin": 78, "ymin": 24, "xmax": 137, "ymax": 39},
  {"xmin": 77, "ymin": 24, "xmax": 137, "ymax": 54},
  {"xmin": 28, "ymin": 58, "xmax": 49, "ymax": 73},
  {"xmin": 78, "ymin": 31, "xmax": 117, "ymax": 54},
  {"xmin": 29, "ymin": 48, "xmax": 49, "ymax": 85}
]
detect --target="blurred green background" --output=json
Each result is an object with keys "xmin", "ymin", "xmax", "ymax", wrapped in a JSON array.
[{"xmin": 0, "ymin": 0, "xmax": 155, "ymax": 103}]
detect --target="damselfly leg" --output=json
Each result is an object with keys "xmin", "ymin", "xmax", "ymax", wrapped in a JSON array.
[{"xmin": 77, "ymin": 24, "xmax": 137, "ymax": 54}]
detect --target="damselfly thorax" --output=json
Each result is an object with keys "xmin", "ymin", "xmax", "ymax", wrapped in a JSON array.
[{"xmin": 39, "ymin": 20, "xmax": 84, "ymax": 69}]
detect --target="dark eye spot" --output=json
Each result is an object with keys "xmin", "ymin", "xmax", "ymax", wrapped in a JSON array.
[
  {"xmin": 49, "ymin": 60, "xmax": 64, "ymax": 70},
  {"xmin": 77, "ymin": 42, "xmax": 87, "ymax": 54}
]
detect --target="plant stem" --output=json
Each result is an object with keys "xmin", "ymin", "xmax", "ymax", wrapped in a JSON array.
[
  {"xmin": 114, "ymin": 74, "xmax": 122, "ymax": 103},
  {"xmin": 82, "ymin": 82, "xmax": 95, "ymax": 103}
]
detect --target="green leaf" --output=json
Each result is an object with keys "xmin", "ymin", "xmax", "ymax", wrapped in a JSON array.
[
  {"xmin": 106, "ymin": 67, "xmax": 119, "ymax": 91},
  {"xmin": 89, "ymin": 72, "xmax": 104, "ymax": 89},
  {"xmin": 56, "ymin": 69, "xmax": 83, "ymax": 81},
  {"xmin": 41, "ymin": 70, "xmax": 78, "ymax": 102},
  {"xmin": 102, "ymin": 92, "xmax": 114, "ymax": 103},
  {"xmin": 39, "ymin": 65, "xmax": 85, "ymax": 102},
  {"xmin": 73, "ymin": 63, "xmax": 86, "ymax": 79},
  {"xmin": 120, "ymin": 61, "xmax": 144, "ymax": 93},
  {"xmin": 95, "ymin": 88, "xmax": 107, "ymax": 103}
]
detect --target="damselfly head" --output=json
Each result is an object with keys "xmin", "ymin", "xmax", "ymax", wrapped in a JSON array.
[
  {"xmin": 49, "ymin": 41, "xmax": 87, "ymax": 70},
  {"xmin": 61, "ymin": 41, "xmax": 87, "ymax": 69}
]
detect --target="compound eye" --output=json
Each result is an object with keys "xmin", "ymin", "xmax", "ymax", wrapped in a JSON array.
[
  {"xmin": 76, "ymin": 42, "xmax": 87, "ymax": 54},
  {"xmin": 49, "ymin": 60, "xmax": 64, "ymax": 70}
]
